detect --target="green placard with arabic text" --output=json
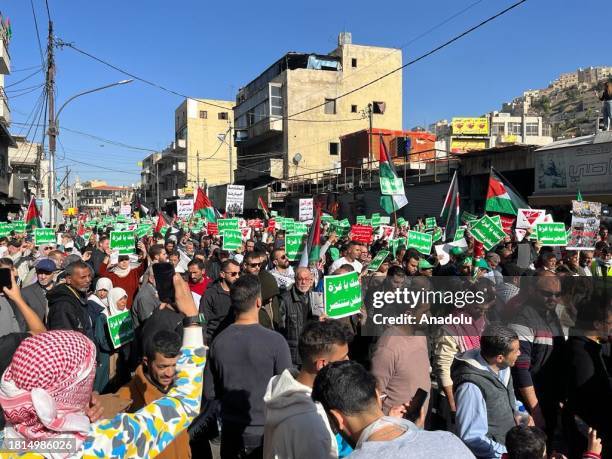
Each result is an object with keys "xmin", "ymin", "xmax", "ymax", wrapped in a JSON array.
[
  {"xmin": 34, "ymin": 228, "xmax": 56, "ymax": 245},
  {"xmin": 368, "ymin": 250, "xmax": 390, "ymax": 271},
  {"xmin": 324, "ymin": 271, "xmax": 362, "ymax": 318},
  {"xmin": 222, "ymin": 229, "xmax": 243, "ymax": 251},
  {"xmin": 110, "ymin": 231, "xmax": 135, "ymax": 255},
  {"xmin": 470, "ymin": 216, "xmax": 506, "ymax": 251},
  {"xmin": 107, "ymin": 311, "xmax": 135, "ymax": 349},
  {"xmin": 535, "ymin": 222, "xmax": 567, "ymax": 246},
  {"xmin": 407, "ymin": 230, "xmax": 433, "ymax": 255}
]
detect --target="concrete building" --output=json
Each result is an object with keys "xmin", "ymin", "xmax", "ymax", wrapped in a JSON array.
[
  {"xmin": 7, "ymin": 135, "xmax": 50, "ymax": 206},
  {"xmin": 175, "ymin": 98, "xmax": 235, "ymax": 189},
  {"xmin": 577, "ymin": 66, "xmax": 612, "ymax": 85},
  {"xmin": 77, "ymin": 181, "xmax": 133, "ymax": 214},
  {"xmin": 234, "ymin": 32, "xmax": 402, "ymax": 187},
  {"xmin": 138, "ymin": 143, "xmax": 188, "ymax": 211},
  {"xmin": 0, "ymin": 19, "xmax": 15, "ymax": 214},
  {"xmin": 488, "ymin": 112, "xmax": 552, "ymax": 146}
]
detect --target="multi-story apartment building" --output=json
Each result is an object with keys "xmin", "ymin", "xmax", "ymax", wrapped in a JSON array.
[
  {"xmin": 175, "ymin": 98, "xmax": 236, "ymax": 189},
  {"xmin": 0, "ymin": 18, "xmax": 14, "ymax": 211},
  {"xmin": 77, "ymin": 181, "xmax": 133, "ymax": 214},
  {"xmin": 234, "ymin": 32, "xmax": 402, "ymax": 186},
  {"xmin": 7, "ymin": 135, "xmax": 50, "ymax": 205}
]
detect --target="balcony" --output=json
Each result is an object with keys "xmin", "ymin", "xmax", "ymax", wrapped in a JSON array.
[
  {"xmin": 235, "ymin": 156, "xmax": 284, "ymax": 182},
  {"xmin": 0, "ymin": 87, "xmax": 9, "ymax": 124},
  {"xmin": 236, "ymin": 116, "xmax": 283, "ymax": 147},
  {"xmin": 0, "ymin": 38, "xmax": 9, "ymax": 74}
]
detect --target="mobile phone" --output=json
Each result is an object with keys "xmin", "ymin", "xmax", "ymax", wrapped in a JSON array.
[
  {"xmin": 403, "ymin": 388, "xmax": 428, "ymax": 422},
  {"xmin": 153, "ymin": 262, "xmax": 175, "ymax": 304},
  {"xmin": 0, "ymin": 268, "xmax": 12, "ymax": 291}
]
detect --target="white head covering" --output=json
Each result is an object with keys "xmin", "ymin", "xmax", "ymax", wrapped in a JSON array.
[
  {"xmin": 106, "ymin": 287, "xmax": 128, "ymax": 317},
  {"xmin": 88, "ymin": 277, "xmax": 113, "ymax": 309}
]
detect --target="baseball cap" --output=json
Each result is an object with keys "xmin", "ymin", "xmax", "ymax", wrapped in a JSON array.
[
  {"xmin": 474, "ymin": 258, "xmax": 491, "ymax": 270},
  {"xmin": 461, "ymin": 256, "xmax": 473, "ymax": 266},
  {"xmin": 450, "ymin": 247, "xmax": 464, "ymax": 257},
  {"xmin": 35, "ymin": 258, "xmax": 57, "ymax": 273}
]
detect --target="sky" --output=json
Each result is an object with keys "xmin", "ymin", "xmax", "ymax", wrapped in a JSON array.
[{"xmin": 3, "ymin": 0, "xmax": 610, "ymax": 186}]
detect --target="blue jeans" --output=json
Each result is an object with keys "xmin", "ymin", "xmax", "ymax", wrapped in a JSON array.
[{"xmin": 603, "ymin": 100, "xmax": 612, "ymax": 131}]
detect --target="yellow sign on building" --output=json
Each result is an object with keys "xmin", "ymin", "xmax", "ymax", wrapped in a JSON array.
[
  {"xmin": 450, "ymin": 139, "xmax": 487, "ymax": 153},
  {"xmin": 451, "ymin": 117, "xmax": 489, "ymax": 136}
]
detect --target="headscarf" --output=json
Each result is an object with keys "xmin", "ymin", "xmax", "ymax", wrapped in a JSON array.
[
  {"xmin": 0, "ymin": 331, "xmax": 96, "ymax": 457},
  {"xmin": 106, "ymin": 287, "xmax": 128, "ymax": 317},
  {"xmin": 87, "ymin": 277, "xmax": 113, "ymax": 308}
]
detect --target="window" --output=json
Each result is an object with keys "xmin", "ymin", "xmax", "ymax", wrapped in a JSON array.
[
  {"xmin": 351, "ymin": 58, "xmax": 358, "ymax": 68},
  {"xmin": 329, "ymin": 142, "xmax": 339, "ymax": 156},
  {"xmin": 508, "ymin": 122, "xmax": 522, "ymax": 135},
  {"xmin": 270, "ymin": 84, "xmax": 283, "ymax": 117},
  {"xmin": 491, "ymin": 123, "xmax": 505, "ymax": 135},
  {"xmin": 199, "ymin": 110, "xmax": 208, "ymax": 119},
  {"xmin": 351, "ymin": 105, "xmax": 358, "ymax": 113},
  {"xmin": 373, "ymin": 101, "xmax": 386, "ymax": 114},
  {"xmin": 526, "ymin": 122, "xmax": 539, "ymax": 136},
  {"xmin": 218, "ymin": 112, "xmax": 229, "ymax": 120},
  {"xmin": 324, "ymin": 98, "xmax": 336, "ymax": 115}
]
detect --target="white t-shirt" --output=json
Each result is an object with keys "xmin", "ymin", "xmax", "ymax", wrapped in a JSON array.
[{"xmin": 328, "ymin": 257, "xmax": 362, "ymax": 274}]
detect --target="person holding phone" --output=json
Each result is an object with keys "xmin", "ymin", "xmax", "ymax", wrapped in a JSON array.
[{"xmin": 311, "ymin": 360, "xmax": 473, "ymax": 458}]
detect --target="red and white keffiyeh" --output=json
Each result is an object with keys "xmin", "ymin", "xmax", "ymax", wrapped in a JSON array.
[{"xmin": 0, "ymin": 331, "xmax": 96, "ymax": 455}]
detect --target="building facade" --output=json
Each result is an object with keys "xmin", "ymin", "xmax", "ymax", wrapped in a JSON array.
[
  {"xmin": 234, "ymin": 32, "xmax": 402, "ymax": 187},
  {"xmin": 0, "ymin": 19, "xmax": 14, "ymax": 212},
  {"xmin": 175, "ymin": 98, "xmax": 235, "ymax": 189},
  {"xmin": 7, "ymin": 135, "xmax": 50, "ymax": 205},
  {"xmin": 77, "ymin": 181, "xmax": 133, "ymax": 214}
]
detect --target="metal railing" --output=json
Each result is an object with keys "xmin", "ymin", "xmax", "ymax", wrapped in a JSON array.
[{"xmin": 274, "ymin": 149, "xmax": 457, "ymax": 197}]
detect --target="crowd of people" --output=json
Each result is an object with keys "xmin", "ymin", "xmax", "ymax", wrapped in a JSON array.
[{"xmin": 0, "ymin": 213, "xmax": 609, "ymax": 459}]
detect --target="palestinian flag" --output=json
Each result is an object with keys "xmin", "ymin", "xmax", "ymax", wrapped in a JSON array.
[
  {"xmin": 378, "ymin": 135, "xmax": 408, "ymax": 214},
  {"xmin": 258, "ymin": 196, "xmax": 270, "ymax": 220},
  {"xmin": 484, "ymin": 167, "xmax": 529, "ymax": 216},
  {"xmin": 25, "ymin": 197, "xmax": 42, "ymax": 230},
  {"xmin": 299, "ymin": 206, "xmax": 322, "ymax": 267},
  {"xmin": 440, "ymin": 170, "xmax": 460, "ymax": 242},
  {"xmin": 194, "ymin": 187, "xmax": 217, "ymax": 223},
  {"xmin": 154, "ymin": 212, "xmax": 172, "ymax": 234}
]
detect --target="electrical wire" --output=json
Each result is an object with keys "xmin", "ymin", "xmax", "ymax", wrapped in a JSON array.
[
  {"xmin": 45, "ymin": 0, "xmax": 52, "ymax": 22},
  {"xmin": 287, "ymin": 0, "xmax": 528, "ymax": 119},
  {"xmin": 5, "ymin": 67, "xmax": 44, "ymax": 89},
  {"xmin": 10, "ymin": 65, "xmax": 43, "ymax": 73},
  {"xmin": 5, "ymin": 84, "xmax": 45, "ymax": 99},
  {"xmin": 30, "ymin": 0, "xmax": 45, "ymax": 67}
]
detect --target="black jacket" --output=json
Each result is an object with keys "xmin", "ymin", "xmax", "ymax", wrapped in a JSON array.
[
  {"xmin": 199, "ymin": 281, "xmax": 232, "ymax": 345},
  {"xmin": 278, "ymin": 286, "xmax": 315, "ymax": 365},
  {"xmin": 21, "ymin": 282, "xmax": 50, "ymax": 322},
  {"xmin": 46, "ymin": 284, "xmax": 94, "ymax": 341},
  {"xmin": 90, "ymin": 248, "xmax": 107, "ymax": 276}
]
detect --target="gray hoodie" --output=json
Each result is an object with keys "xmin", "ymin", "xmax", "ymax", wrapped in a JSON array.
[{"xmin": 263, "ymin": 369, "xmax": 337, "ymax": 459}]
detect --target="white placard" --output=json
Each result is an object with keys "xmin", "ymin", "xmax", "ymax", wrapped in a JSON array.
[
  {"xmin": 176, "ymin": 199, "xmax": 194, "ymax": 218},
  {"xmin": 226, "ymin": 185, "xmax": 245, "ymax": 215},
  {"xmin": 120, "ymin": 205, "xmax": 132, "ymax": 216},
  {"xmin": 516, "ymin": 209, "xmax": 546, "ymax": 229},
  {"xmin": 299, "ymin": 199, "xmax": 314, "ymax": 222},
  {"xmin": 434, "ymin": 238, "xmax": 468, "ymax": 266}
]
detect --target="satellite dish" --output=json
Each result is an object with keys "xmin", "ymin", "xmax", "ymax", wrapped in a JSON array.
[{"xmin": 292, "ymin": 153, "xmax": 302, "ymax": 165}]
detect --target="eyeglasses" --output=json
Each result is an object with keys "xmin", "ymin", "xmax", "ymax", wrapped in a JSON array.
[
  {"xmin": 276, "ymin": 255, "xmax": 288, "ymax": 261},
  {"xmin": 538, "ymin": 289, "xmax": 562, "ymax": 298},
  {"xmin": 223, "ymin": 271, "xmax": 240, "ymax": 277},
  {"xmin": 42, "ymin": 247, "xmax": 52, "ymax": 251},
  {"xmin": 247, "ymin": 262, "xmax": 264, "ymax": 268}
]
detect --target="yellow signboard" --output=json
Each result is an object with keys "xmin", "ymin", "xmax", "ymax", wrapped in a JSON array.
[
  {"xmin": 450, "ymin": 139, "xmax": 487, "ymax": 153},
  {"xmin": 451, "ymin": 117, "xmax": 489, "ymax": 136},
  {"xmin": 500, "ymin": 135, "xmax": 518, "ymax": 143}
]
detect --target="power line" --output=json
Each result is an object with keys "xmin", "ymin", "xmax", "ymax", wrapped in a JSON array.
[
  {"xmin": 44, "ymin": 0, "xmax": 52, "ymax": 22},
  {"xmin": 10, "ymin": 65, "xmax": 43, "ymax": 73},
  {"xmin": 5, "ymin": 67, "xmax": 43, "ymax": 89},
  {"xmin": 287, "ymin": 0, "xmax": 528, "ymax": 119},
  {"xmin": 29, "ymin": 0, "xmax": 45, "ymax": 67},
  {"xmin": 60, "ymin": 155, "xmax": 141, "ymax": 175},
  {"xmin": 5, "ymin": 84, "xmax": 45, "ymax": 98}
]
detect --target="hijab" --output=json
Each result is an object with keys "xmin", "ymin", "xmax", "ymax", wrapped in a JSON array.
[
  {"xmin": 87, "ymin": 277, "xmax": 113, "ymax": 308},
  {"xmin": 106, "ymin": 287, "xmax": 128, "ymax": 317}
]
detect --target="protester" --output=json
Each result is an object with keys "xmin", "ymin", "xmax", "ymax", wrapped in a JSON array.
[
  {"xmin": 46, "ymin": 260, "xmax": 95, "ymax": 340},
  {"xmin": 328, "ymin": 241, "xmax": 364, "ymax": 274},
  {"xmin": 263, "ymin": 320, "xmax": 353, "ymax": 459},
  {"xmin": 205, "ymin": 274, "xmax": 292, "ymax": 458},
  {"xmin": 20, "ymin": 258, "xmax": 56, "ymax": 322},
  {"xmin": 0, "ymin": 273, "xmax": 205, "ymax": 458},
  {"xmin": 269, "ymin": 248, "xmax": 295, "ymax": 291},
  {"xmin": 509, "ymin": 272, "xmax": 565, "ymax": 437},
  {"xmin": 131, "ymin": 267, "xmax": 161, "ymax": 329},
  {"xmin": 200, "ymin": 259, "xmax": 240, "ymax": 344},
  {"xmin": 116, "ymin": 330, "xmax": 193, "ymax": 459},
  {"xmin": 93, "ymin": 287, "xmax": 132, "ymax": 392},
  {"xmin": 453, "ymin": 324, "xmax": 530, "ymax": 458},
  {"xmin": 311, "ymin": 360, "xmax": 474, "ymax": 458},
  {"xmin": 86, "ymin": 277, "xmax": 113, "ymax": 329},
  {"xmin": 98, "ymin": 240, "xmax": 148, "ymax": 308},
  {"xmin": 187, "ymin": 258, "xmax": 211, "ymax": 304},
  {"xmin": 278, "ymin": 267, "xmax": 317, "ymax": 365}
]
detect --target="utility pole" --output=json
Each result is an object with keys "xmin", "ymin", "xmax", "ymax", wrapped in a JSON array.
[
  {"xmin": 367, "ymin": 103, "xmax": 373, "ymax": 171},
  {"xmin": 228, "ymin": 122, "xmax": 233, "ymax": 183},
  {"xmin": 45, "ymin": 19, "xmax": 56, "ymax": 227},
  {"xmin": 155, "ymin": 160, "xmax": 160, "ymax": 211}
]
